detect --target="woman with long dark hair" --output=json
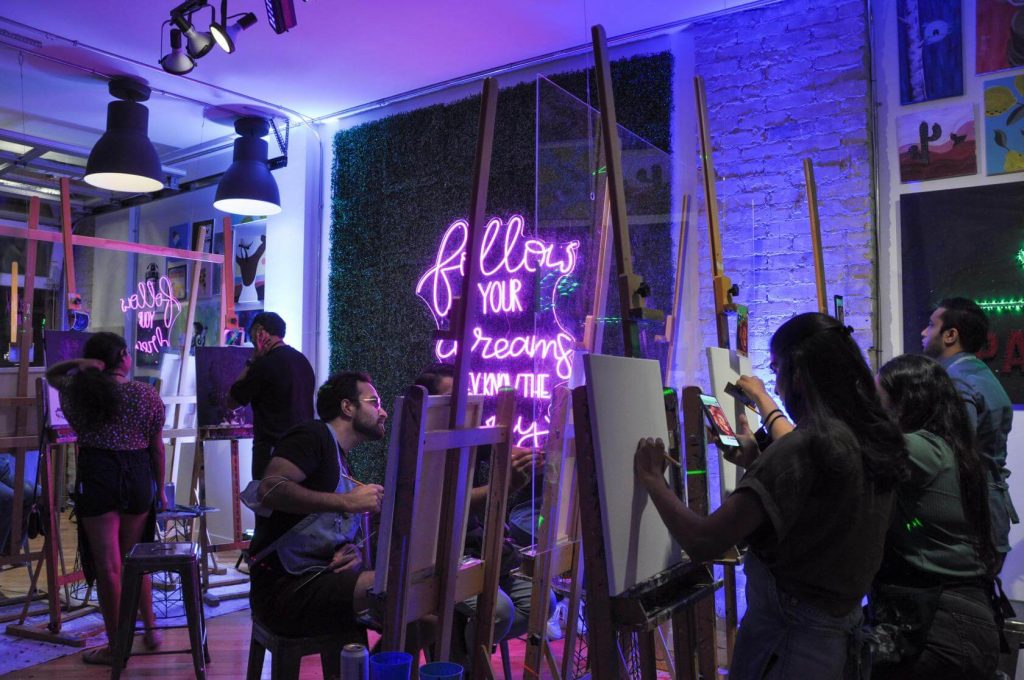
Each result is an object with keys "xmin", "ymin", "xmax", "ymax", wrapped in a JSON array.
[
  {"xmin": 635, "ymin": 313, "xmax": 908, "ymax": 678},
  {"xmin": 46, "ymin": 332, "xmax": 165, "ymax": 664},
  {"xmin": 871, "ymin": 354, "xmax": 999, "ymax": 678}
]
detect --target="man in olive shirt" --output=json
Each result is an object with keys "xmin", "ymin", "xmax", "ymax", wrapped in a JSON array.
[
  {"xmin": 229, "ymin": 312, "xmax": 316, "ymax": 479},
  {"xmin": 922, "ymin": 297, "xmax": 1018, "ymax": 568}
]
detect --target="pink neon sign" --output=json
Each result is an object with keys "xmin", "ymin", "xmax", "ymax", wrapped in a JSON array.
[
  {"xmin": 416, "ymin": 215, "xmax": 580, "ymax": 447},
  {"xmin": 120, "ymin": 276, "xmax": 181, "ymax": 354}
]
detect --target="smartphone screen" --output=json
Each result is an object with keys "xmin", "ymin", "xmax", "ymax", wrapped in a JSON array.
[
  {"xmin": 724, "ymin": 382, "xmax": 756, "ymax": 410},
  {"xmin": 700, "ymin": 394, "xmax": 740, "ymax": 447}
]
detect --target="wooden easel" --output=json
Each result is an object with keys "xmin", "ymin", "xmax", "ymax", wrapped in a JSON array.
[
  {"xmin": 373, "ymin": 387, "xmax": 515, "ymax": 678},
  {"xmin": 802, "ymin": 159, "xmax": 828, "ymax": 314},
  {"xmin": 371, "ymin": 77, "xmax": 510, "ymax": 678},
  {"xmin": 563, "ymin": 26, "xmax": 719, "ymax": 680},
  {"xmin": 694, "ymin": 74, "xmax": 748, "ymax": 666},
  {"xmin": 5, "ymin": 188, "xmax": 97, "ymax": 645},
  {"xmin": 186, "ymin": 218, "xmax": 251, "ymax": 602}
]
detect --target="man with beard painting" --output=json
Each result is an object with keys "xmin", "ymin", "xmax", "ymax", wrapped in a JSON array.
[
  {"xmin": 922, "ymin": 297, "xmax": 1018, "ymax": 569},
  {"xmin": 247, "ymin": 371, "xmax": 386, "ymax": 639}
]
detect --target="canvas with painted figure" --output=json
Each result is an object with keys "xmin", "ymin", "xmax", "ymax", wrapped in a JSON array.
[
  {"xmin": 194, "ymin": 346, "xmax": 253, "ymax": 429},
  {"xmin": 43, "ymin": 330, "xmax": 92, "ymax": 430}
]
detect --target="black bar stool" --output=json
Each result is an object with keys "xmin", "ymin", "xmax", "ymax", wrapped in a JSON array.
[
  {"xmin": 246, "ymin": 619, "xmax": 346, "ymax": 680},
  {"xmin": 111, "ymin": 542, "xmax": 209, "ymax": 680}
]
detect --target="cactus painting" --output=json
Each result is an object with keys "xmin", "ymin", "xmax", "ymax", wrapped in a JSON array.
[
  {"xmin": 985, "ymin": 75, "xmax": 1024, "ymax": 175},
  {"xmin": 897, "ymin": 104, "xmax": 976, "ymax": 182},
  {"xmin": 898, "ymin": 0, "xmax": 963, "ymax": 104}
]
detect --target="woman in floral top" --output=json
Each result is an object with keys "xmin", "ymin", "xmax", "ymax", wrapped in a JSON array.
[{"xmin": 46, "ymin": 332, "xmax": 166, "ymax": 665}]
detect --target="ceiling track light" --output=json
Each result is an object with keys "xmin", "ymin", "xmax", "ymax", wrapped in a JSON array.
[
  {"xmin": 210, "ymin": 0, "xmax": 258, "ymax": 53},
  {"xmin": 214, "ymin": 116, "xmax": 282, "ymax": 216},
  {"xmin": 170, "ymin": 0, "xmax": 215, "ymax": 60},
  {"xmin": 160, "ymin": 28, "xmax": 196, "ymax": 75},
  {"xmin": 84, "ymin": 78, "xmax": 165, "ymax": 193}
]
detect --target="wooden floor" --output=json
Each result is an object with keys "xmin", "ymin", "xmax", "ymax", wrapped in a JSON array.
[{"xmin": 0, "ymin": 509, "xmax": 724, "ymax": 679}]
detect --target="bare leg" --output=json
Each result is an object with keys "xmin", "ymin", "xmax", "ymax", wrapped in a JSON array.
[
  {"xmin": 118, "ymin": 512, "xmax": 160, "ymax": 648},
  {"xmin": 80, "ymin": 512, "xmax": 123, "ymax": 653}
]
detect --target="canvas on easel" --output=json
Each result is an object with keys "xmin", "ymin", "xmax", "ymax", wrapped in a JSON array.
[
  {"xmin": 706, "ymin": 346, "xmax": 759, "ymax": 501},
  {"xmin": 582, "ymin": 353, "xmax": 680, "ymax": 595}
]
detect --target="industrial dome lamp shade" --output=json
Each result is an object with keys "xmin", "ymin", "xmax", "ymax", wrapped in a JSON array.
[
  {"xmin": 83, "ymin": 78, "xmax": 165, "ymax": 193},
  {"xmin": 213, "ymin": 116, "xmax": 281, "ymax": 216},
  {"xmin": 211, "ymin": 12, "xmax": 257, "ymax": 53},
  {"xmin": 160, "ymin": 28, "xmax": 196, "ymax": 75}
]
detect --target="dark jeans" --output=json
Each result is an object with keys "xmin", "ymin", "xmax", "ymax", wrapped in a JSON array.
[{"xmin": 872, "ymin": 585, "xmax": 999, "ymax": 680}]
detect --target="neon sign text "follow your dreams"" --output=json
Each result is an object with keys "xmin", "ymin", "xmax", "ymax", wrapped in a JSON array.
[
  {"xmin": 416, "ymin": 215, "xmax": 580, "ymax": 447},
  {"xmin": 119, "ymin": 275, "xmax": 182, "ymax": 354}
]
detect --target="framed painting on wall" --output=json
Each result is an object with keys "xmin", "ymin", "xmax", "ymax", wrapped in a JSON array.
[
  {"xmin": 897, "ymin": 104, "xmax": 976, "ymax": 182},
  {"xmin": 977, "ymin": 0, "xmax": 1024, "ymax": 75},
  {"xmin": 897, "ymin": 0, "xmax": 963, "ymax": 104},
  {"xmin": 984, "ymin": 75, "xmax": 1024, "ymax": 175}
]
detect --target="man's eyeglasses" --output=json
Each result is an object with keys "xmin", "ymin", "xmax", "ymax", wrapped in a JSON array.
[{"xmin": 360, "ymin": 396, "xmax": 383, "ymax": 409}]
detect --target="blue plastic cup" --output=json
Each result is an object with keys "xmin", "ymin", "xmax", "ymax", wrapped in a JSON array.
[
  {"xmin": 369, "ymin": 651, "xmax": 413, "ymax": 680},
  {"xmin": 419, "ymin": 661, "xmax": 463, "ymax": 679}
]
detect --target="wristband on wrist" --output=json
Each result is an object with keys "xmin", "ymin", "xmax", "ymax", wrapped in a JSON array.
[
  {"xmin": 765, "ymin": 412, "xmax": 786, "ymax": 431},
  {"xmin": 760, "ymin": 408, "xmax": 781, "ymax": 423}
]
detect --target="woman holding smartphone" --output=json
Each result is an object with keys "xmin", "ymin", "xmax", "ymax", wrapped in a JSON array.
[{"xmin": 635, "ymin": 313, "xmax": 908, "ymax": 679}]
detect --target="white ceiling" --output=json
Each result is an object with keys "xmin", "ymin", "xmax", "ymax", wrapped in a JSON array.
[{"xmin": 0, "ymin": 1, "xmax": 760, "ymax": 153}]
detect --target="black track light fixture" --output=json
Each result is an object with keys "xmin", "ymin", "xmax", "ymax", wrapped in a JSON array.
[
  {"xmin": 211, "ymin": 11, "xmax": 257, "ymax": 54},
  {"xmin": 170, "ymin": 0, "xmax": 215, "ymax": 59},
  {"xmin": 160, "ymin": 28, "xmax": 196, "ymax": 75}
]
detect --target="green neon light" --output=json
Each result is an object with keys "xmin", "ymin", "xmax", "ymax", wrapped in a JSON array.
[
  {"xmin": 686, "ymin": 469, "xmax": 707, "ymax": 476},
  {"xmin": 977, "ymin": 298, "xmax": 1024, "ymax": 314},
  {"xmin": 1017, "ymin": 247, "xmax": 1024, "ymax": 271},
  {"xmin": 904, "ymin": 517, "xmax": 923, "ymax": 532},
  {"xmin": 537, "ymin": 515, "xmax": 545, "ymax": 528}
]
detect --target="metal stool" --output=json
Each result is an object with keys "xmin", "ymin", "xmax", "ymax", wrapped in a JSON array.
[
  {"xmin": 246, "ymin": 618, "xmax": 347, "ymax": 680},
  {"xmin": 111, "ymin": 542, "xmax": 209, "ymax": 680}
]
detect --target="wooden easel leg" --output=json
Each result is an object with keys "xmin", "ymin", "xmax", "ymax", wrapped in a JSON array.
[
  {"xmin": 696, "ymin": 598, "xmax": 717, "ymax": 680},
  {"xmin": 637, "ymin": 629, "xmax": 658, "ymax": 679},
  {"xmin": 724, "ymin": 563, "xmax": 737, "ymax": 664},
  {"xmin": 560, "ymin": 539, "xmax": 585, "ymax": 680},
  {"xmin": 672, "ymin": 609, "xmax": 696, "ymax": 680}
]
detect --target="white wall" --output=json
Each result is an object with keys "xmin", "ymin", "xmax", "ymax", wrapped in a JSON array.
[{"xmin": 871, "ymin": 0, "xmax": 1024, "ymax": 597}]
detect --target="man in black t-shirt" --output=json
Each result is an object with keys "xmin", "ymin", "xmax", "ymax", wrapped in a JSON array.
[
  {"xmin": 229, "ymin": 311, "xmax": 316, "ymax": 479},
  {"xmin": 249, "ymin": 371, "xmax": 386, "ymax": 638}
]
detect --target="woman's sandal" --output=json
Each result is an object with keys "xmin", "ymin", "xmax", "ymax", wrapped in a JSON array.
[{"xmin": 82, "ymin": 647, "xmax": 115, "ymax": 666}]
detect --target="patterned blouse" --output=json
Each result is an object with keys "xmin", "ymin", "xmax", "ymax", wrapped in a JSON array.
[{"xmin": 59, "ymin": 379, "xmax": 165, "ymax": 451}]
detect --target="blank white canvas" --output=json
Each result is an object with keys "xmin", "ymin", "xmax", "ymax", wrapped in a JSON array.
[
  {"xmin": 706, "ymin": 347, "xmax": 758, "ymax": 502},
  {"xmin": 583, "ymin": 353, "xmax": 681, "ymax": 596}
]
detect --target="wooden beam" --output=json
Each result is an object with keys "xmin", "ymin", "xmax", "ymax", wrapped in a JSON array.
[{"xmin": 0, "ymin": 224, "xmax": 225, "ymax": 264}]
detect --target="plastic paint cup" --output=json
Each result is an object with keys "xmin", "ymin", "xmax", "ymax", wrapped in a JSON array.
[
  {"xmin": 419, "ymin": 662, "xmax": 464, "ymax": 679},
  {"xmin": 369, "ymin": 651, "xmax": 413, "ymax": 680}
]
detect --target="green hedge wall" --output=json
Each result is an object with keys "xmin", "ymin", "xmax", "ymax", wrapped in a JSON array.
[{"xmin": 330, "ymin": 52, "xmax": 673, "ymax": 483}]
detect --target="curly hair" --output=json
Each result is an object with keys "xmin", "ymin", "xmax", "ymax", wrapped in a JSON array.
[
  {"xmin": 878, "ymin": 353, "xmax": 997, "ymax": 573},
  {"xmin": 62, "ymin": 332, "xmax": 126, "ymax": 424}
]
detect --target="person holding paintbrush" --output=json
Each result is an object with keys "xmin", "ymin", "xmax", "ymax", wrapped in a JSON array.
[
  {"xmin": 635, "ymin": 313, "xmax": 909, "ymax": 679},
  {"xmin": 247, "ymin": 371, "xmax": 385, "ymax": 641}
]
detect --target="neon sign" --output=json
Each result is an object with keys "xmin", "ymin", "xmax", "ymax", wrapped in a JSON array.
[
  {"xmin": 120, "ymin": 275, "xmax": 182, "ymax": 354},
  {"xmin": 417, "ymin": 215, "xmax": 580, "ymax": 447}
]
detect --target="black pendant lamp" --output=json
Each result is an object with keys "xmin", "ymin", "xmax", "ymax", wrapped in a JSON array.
[
  {"xmin": 84, "ymin": 78, "xmax": 165, "ymax": 193},
  {"xmin": 213, "ymin": 116, "xmax": 281, "ymax": 216}
]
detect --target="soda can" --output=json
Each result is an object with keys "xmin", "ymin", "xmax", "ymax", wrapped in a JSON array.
[{"xmin": 340, "ymin": 642, "xmax": 369, "ymax": 680}]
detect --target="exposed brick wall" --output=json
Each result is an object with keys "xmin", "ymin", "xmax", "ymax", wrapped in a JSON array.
[
  {"xmin": 690, "ymin": 0, "xmax": 875, "ymax": 374},
  {"xmin": 686, "ymin": 0, "xmax": 873, "ymax": 620}
]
